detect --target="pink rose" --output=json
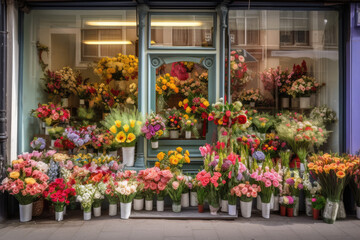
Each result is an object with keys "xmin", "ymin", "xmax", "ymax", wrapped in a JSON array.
[
  {"xmin": 172, "ymin": 181, "xmax": 179, "ymax": 190},
  {"xmin": 273, "ymin": 180, "xmax": 279, "ymax": 188},
  {"xmin": 265, "ymin": 180, "xmax": 272, "ymax": 188}
]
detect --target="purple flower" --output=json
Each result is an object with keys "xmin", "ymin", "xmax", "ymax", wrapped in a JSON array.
[
  {"xmin": 285, "ymin": 178, "xmax": 295, "ymax": 186},
  {"xmin": 236, "ymin": 172, "xmax": 243, "ymax": 181},
  {"xmin": 154, "ymin": 124, "xmax": 161, "ymax": 131},
  {"xmin": 221, "ymin": 160, "xmax": 232, "ymax": 171},
  {"xmin": 209, "ymin": 160, "xmax": 218, "ymax": 168},
  {"xmin": 298, "ymin": 183, "xmax": 303, "ymax": 190},
  {"xmin": 252, "ymin": 151, "xmax": 265, "ymax": 161}
]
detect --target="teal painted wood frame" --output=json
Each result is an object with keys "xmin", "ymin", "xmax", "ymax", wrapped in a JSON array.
[{"xmin": 146, "ymin": 54, "xmax": 216, "ymax": 168}]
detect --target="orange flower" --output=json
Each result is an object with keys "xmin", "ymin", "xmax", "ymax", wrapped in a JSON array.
[
  {"xmin": 155, "ymin": 162, "xmax": 160, "ymax": 167},
  {"xmin": 336, "ymin": 171, "xmax": 346, "ymax": 179},
  {"xmin": 317, "ymin": 166, "xmax": 323, "ymax": 173},
  {"xmin": 323, "ymin": 165, "xmax": 330, "ymax": 174},
  {"xmin": 307, "ymin": 162, "xmax": 314, "ymax": 170}
]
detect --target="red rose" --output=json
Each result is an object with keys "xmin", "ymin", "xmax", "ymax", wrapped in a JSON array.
[{"xmin": 238, "ymin": 115, "xmax": 247, "ymax": 124}]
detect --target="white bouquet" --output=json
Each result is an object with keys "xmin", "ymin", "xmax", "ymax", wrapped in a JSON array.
[
  {"xmin": 114, "ymin": 180, "xmax": 138, "ymax": 203},
  {"xmin": 75, "ymin": 183, "xmax": 96, "ymax": 212}
]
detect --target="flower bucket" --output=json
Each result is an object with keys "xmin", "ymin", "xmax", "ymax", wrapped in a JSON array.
[
  {"xmin": 198, "ymin": 204, "xmax": 204, "ymax": 213},
  {"xmin": 151, "ymin": 141, "xmax": 159, "ymax": 149},
  {"xmin": 185, "ymin": 131, "xmax": 191, "ymax": 139},
  {"xmin": 19, "ymin": 203, "xmax": 33, "ymax": 222},
  {"xmin": 221, "ymin": 199, "xmax": 228, "ymax": 212},
  {"xmin": 109, "ymin": 204, "xmax": 117, "ymax": 216},
  {"xmin": 281, "ymin": 98, "xmax": 289, "ymax": 108},
  {"xmin": 120, "ymin": 202, "xmax": 132, "ymax": 219},
  {"xmin": 280, "ymin": 205, "xmax": 286, "ymax": 216},
  {"xmin": 300, "ymin": 97, "xmax": 311, "ymax": 109},
  {"xmin": 287, "ymin": 207, "xmax": 294, "ymax": 217},
  {"xmin": 156, "ymin": 200, "xmax": 164, "ymax": 212},
  {"xmin": 145, "ymin": 200, "xmax": 153, "ymax": 211},
  {"xmin": 357, "ymin": 206, "xmax": 360, "ymax": 220},
  {"xmin": 272, "ymin": 196, "xmax": 279, "ymax": 211},
  {"xmin": 313, "ymin": 208, "xmax": 320, "ymax": 220},
  {"xmin": 122, "ymin": 146, "xmax": 135, "ymax": 167},
  {"xmin": 249, "ymin": 102, "xmax": 255, "ymax": 107},
  {"xmin": 228, "ymin": 204, "xmax": 237, "ymax": 216},
  {"xmin": 323, "ymin": 199, "xmax": 339, "ymax": 224},
  {"xmin": 337, "ymin": 200, "xmax": 346, "ymax": 220},
  {"xmin": 305, "ymin": 198, "xmax": 313, "ymax": 217},
  {"xmin": 83, "ymin": 210, "xmax": 91, "ymax": 221},
  {"xmin": 261, "ymin": 202, "xmax": 271, "ymax": 219},
  {"xmin": 55, "ymin": 211, "xmax": 64, "ymax": 221},
  {"xmin": 293, "ymin": 196, "xmax": 299, "ymax": 216},
  {"xmin": 256, "ymin": 196, "xmax": 262, "ymax": 210},
  {"xmin": 93, "ymin": 206, "xmax": 101, "ymax": 217},
  {"xmin": 61, "ymin": 98, "xmax": 69, "ymax": 108},
  {"xmin": 51, "ymin": 139, "xmax": 56, "ymax": 148},
  {"xmin": 291, "ymin": 98, "xmax": 300, "ymax": 108},
  {"xmin": 190, "ymin": 192, "xmax": 198, "ymax": 207},
  {"xmin": 181, "ymin": 192, "xmax": 189, "ymax": 208},
  {"xmin": 172, "ymin": 203, "xmax": 181, "ymax": 213},
  {"xmin": 240, "ymin": 201, "xmax": 252, "ymax": 218},
  {"xmin": 209, "ymin": 205, "xmax": 219, "ymax": 215},
  {"xmin": 45, "ymin": 126, "xmax": 51, "ymax": 135},
  {"xmin": 108, "ymin": 150, "xmax": 118, "ymax": 157},
  {"xmin": 169, "ymin": 130, "xmax": 179, "ymax": 139},
  {"xmin": 270, "ymin": 194, "xmax": 274, "ymax": 209},
  {"xmin": 133, "ymin": 198, "xmax": 144, "ymax": 211}
]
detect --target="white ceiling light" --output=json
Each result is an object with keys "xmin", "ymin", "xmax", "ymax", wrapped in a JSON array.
[
  {"xmin": 85, "ymin": 21, "xmax": 203, "ymax": 27},
  {"xmin": 83, "ymin": 40, "xmax": 132, "ymax": 45}
]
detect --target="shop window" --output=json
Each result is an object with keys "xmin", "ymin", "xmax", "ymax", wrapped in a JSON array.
[
  {"xmin": 229, "ymin": 11, "xmax": 260, "ymax": 46},
  {"xmin": 150, "ymin": 13, "xmax": 215, "ymax": 48},
  {"xmin": 280, "ymin": 11, "xmax": 309, "ymax": 46}
]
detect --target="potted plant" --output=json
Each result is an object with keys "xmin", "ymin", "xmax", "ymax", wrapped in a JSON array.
[
  {"xmin": 279, "ymin": 196, "xmax": 295, "ymax": 217},
  {"xmin": 155, "ymin": 74, "xmax": 180, "ymax": 111},
  {"xmin": 166, "ymin": 110, "xmax": 182, "ymax": 139},
  {"xmin": 181, "ymin": 118, "xmax": 199, "ymax": 139},
  {"xmin": 154, "ymin": 147, "xmax": 191, "ymax": 174},
  {"xmin": 167, "ymin": 175, "xmax": 186, "ymax": 213},
  {"xmin": 133, "ymin": 191, "xmax": 144, "ymax": 211},
  {"xmin": 103, "ymin": 108, "xmax": 144, "ymax": 167},
  {"xmin": 141, "ymin": 113, "xmax": 166, "ymax": 149},
  {"xmin": 156, "ymin": 169, "xmax": 172, "ymax": 212},
  {"xmin": 287, "ymin": 76, "xmax": 322, "ymax": 109},
  {"xmin": 303, "ymin": 171, "xmax": 322, "ymax": 217},
  {"xmin": 30, "ymin": 137, "xmax": 46, "ymax": 151},
  {"xmin": 48, "ymin": 127, "xmax": 64, "ymax": 148},
  {"xmin": 311, "ymin": 195, "xmax": 326, "ymax": 220}
]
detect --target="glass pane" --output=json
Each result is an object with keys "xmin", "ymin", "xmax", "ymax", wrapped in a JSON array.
[
  {"xmin": 150, "ymin": 14, "xmax": 214, "ymax": 48},
  {"xmin": 155, "ymin": 61, "xmax": 209, "ymax": 139},
  {"xmin": 228, "ymin": 10, "xmax": 340, "ymax": 152}
]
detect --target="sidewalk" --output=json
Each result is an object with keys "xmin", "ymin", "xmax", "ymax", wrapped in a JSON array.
[{"xmin": 0, "ymin": 212, "xmax": 359, "ymax": 240}]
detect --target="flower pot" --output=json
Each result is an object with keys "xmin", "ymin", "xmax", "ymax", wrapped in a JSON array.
[
  {"xmin": 249, "ymin": 102, "xmax": 255, "ymax": 107},
  {"xmin": 61, "ymin": 98, "xmax": 69, "ymax": 108},
  {"xmin": 133, "ymin": 198, "xmax": 144, "ymax": 211},
  {"xmin": 172, "ymin": 203, "xmax": 181, "ymax": 213},
  {"xmin": 280, "ymin": 205, "xmax": 286, "ymax": 216},
  {"xmin": 293, "ymin": 196, "xmax": 299, "ymax": 216},
  {"xmin": 287, "ymin": 207, "xmax": 294, "ymax": 217},
  {"xmin": 19, "ymin": 203, "xmax": 33, "ymax": 222},
  {"xmin": 228, "ymin": 204, "xmax": 237, "ymax": 216},
  {"xmin": 221, "ymin": 199, "xmax": 228, "ymax": 212},
  {"xmin": 357, "ymin": 206, "xmax": 360, "ymax": 220},
  {"xmin": 181, "ymin": 192, "xmax": 189, "ymax": 207},
  {"xmin": 198, "ymin": 204, "xmax": 204, "ymax": 213},
  {"xmin": 281, "ymin": 97, "xmax": 290, "ymax": 108},
  {"xmin": 169, "ymin": 130, "xmax": 179, "ymax": 139},
  {"xmin": 270, "ymin": 194, "xmax": 274, "ymax": 209},
  {"xmin": 323, "ymin": 199, "xmax": 339, "ymax": 224},
  {"xmin": 209, "ymin": 205, "xmax": 220, "ymax": 215},
  {"xmin": 300, "ymin": 97, "xmax": 311, "ymax": 109},
  {"xmin": 305, "ymin": 198, "xmax": 313, "ymax": 217},
  {"xmin": 109, "ymin": 204, "xmax": 117, "ymax": 216},
  {"xmin": 120, "ymin": 202, "xmax": 132, "ymax": 219},
  {"xmin": 291, "ymin": 98, "xmax": 300, "ymax": 108},
  {"xmin": 261, "ymin": 202, "xmax": 271, "ymax": 219},
  {"xmin": 83, "ymin": 210, "xmax": 91, "ymax": 221},
  {"xmin": 108, "ymin": 150, "xmax": 118, "ymax": 157},
  {"xmin": 79, "ymin": 99, "xmax": 85, "ymax": 106},
  {"xmin": 337, "ymin": 200, "xmax": 346, "ymax": 220},
  {"xmin": 313, "ymin": 208, "xmax": 320, "ymax": 220},
  {"xmin": 156, "ymin": 200, "xmax": 164, "ymax": 212},
  {"xmin": 55, "ymin": 211, "xmax": 64, "ymax": 221},
  {"xmin": 51, "ymin": 139, "xmax": 56, "ymax": 148},
  {"xmin": 145, "ymin": 200, "xmax": 153, "ymax": 211},
  {"xmin": 93, "ymin": 206, "xmax": 101, "ymax": 217},
  {"xmin": 185, "ymin": 131, "xmax": 192, "ymax": 139},
  {"xmin": 151, "ymin": 141, "xmax": 159, "ymax": 149},
  {"xmin": 240, "ymin": 200, "xmax": 252, "ymax": 218},
  {"xmin": 45, "ymin": 126, "xmax": 51, "ymax": 136},
  {"xmin": 190, "ymin": 192, "xmax": 198, "ymax": 207},
  {"xmin": 272, "ymin": 196, "xmax": 279, "ymax": 211},
  {"xmin": 256, "ymin": 196, "xmax": 262, "ymax": 211},
  {"xmin": 122, "ymin": 146, "xmax": 135, "ymax": 167}
]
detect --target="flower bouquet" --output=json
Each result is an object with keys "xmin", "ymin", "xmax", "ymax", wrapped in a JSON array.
[
  {"xmin": 141, "ymin": 113, "xmax": 166, "ymax": 149},
  {"xmin": 165, "ymin": 109, "xmax": 182, "ymax": 139},
  {"xmin": 104, "ymin": 177, "xmax": 119, "ymax": 216},
  {"xmin": 91, "ymin": 129, "xmax": 118, "ymax": 155},
  {"xmin": 48, "ymin": 127, "xmax": 64, "ymax": 147},
  {"xmin": 180, "ymin": 118, "xmax": 199, "ymax": 139},
  {"xmin": 167, "ymin": 175, "xmax": 186, "ymax": 212},
  {"xmin": 32, "ymin": 103, "xmax": 70, "ymax": 130},
  {"xmin": 251, "ymin": 114, "xmax": 275, "ymax": 135},
  {"xmin": 283, "ymin": 169, "xmax": 303, "ymax": 216},
  {"xmin": 77, "ymin": 84, "xmax": 97, "ymax": 105},
  {"xmin": 287, "ymin": 76, "xmax": 323, "ymax": 109},
  {"xmin": 239, "ymin": 89, "xmax": 263, "ymax": 107},
  {"xmin": 178, "ymin": 96, "xmax": 210, "ymax": 120},
  {"xmin": 75, "ymin": 183, "xmax": 96, "ymax": 220},
  {"xmin": 156, "ymin": 73, "xmax": 180, "ymax": 110},
  {"xmin": 228, "ymin": 50, "xmax": 249, "ymax": 87},
  {"xmin": 63, "ymin": 126, "xmax": 95, "ymax": 153},
  {"xmin": 30, "ymin": 137, "xmax": 46, "ymax": 151},
  {"xmin": 309, "ymin": 106, "xmax": 337, "ymax": 126},
  {"xmin": 177, "ymin": 78, "xmax": 207, "ymax": 97},
  {"xmin": 155, "ymin": 147, "xmax": 190, "ymax": 173},
  {"xmin": 43, "ymin": 178, "xmax": 76, "ymax": 221},
  {"xmin": 195, "ymin": 171, "xmax": 209, "ymax": 213},
  {"xmin": 232, "ymin": 181, "xmax": 261, "ymax": 218},
  {"xmin": 103, "ymin": 108, "xmax": 143, "ymax": 167},
  {"xmin": 0, "ymin": 158, "xmax": 49, "ymax": 222},
  {"xmin": 113, "ymin": 180, "xmax": 138, "ymax": 219},
  {"xmin": 279, "ymin": 196, "xmax": 295, "ymax": 217},
  {"xmin": 94, "ymin": 53, "xmax": 138, "ymax": 83}
]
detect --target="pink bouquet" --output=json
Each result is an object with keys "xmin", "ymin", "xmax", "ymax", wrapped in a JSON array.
[
  {"xmin": 137, "ymin": 167, "xmax": 173, "ymax": 200},
  {"xmin": 251, "ymin": 167, "xmax": 282, "ymax": 203},
  {"xmin": 32, "ymin": 103, "xmax": 70, "ymax": 126},
  {"xmin": 0, "ymin": 158, "xmax": 49, "ymax": 205},
  {"xmin": 231, "ymin": 181, "xmax": 261, "ymax": 202}
]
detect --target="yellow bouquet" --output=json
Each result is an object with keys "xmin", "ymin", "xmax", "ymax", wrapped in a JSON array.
[
  {"xmin": 155, "ymin": 147, "xmax": 190, "ymax": 173},
  {"xmin": 156, "ymin": 73, "xmax": 179, "ymax": 110},
  {"xmin": 94, "ymin": 54, "xmax": 138, "ymax": 83}
]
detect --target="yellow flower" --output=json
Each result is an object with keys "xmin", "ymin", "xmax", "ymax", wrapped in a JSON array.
[
  {"xmin": 176, "ymin": 147, "xmax": 183, "ymax": 153},
  {"xmin": 184, "ymin": 155, "xmax": 190, "ymax": 163},
  {"xmin": 178, "ymin": 101, "xmax": 183, "ymax": 107},
  {"xmin": 110, "ymin": 125, "xmax": 117, "ymax": 134},
  {"xmin": 115, "ymin": 120, "xmax": 121, "ymax": 128},
  {"xmin": 157, "ymin": 152, "xmax": 165, "ymax": 161},
  {"xmin": 116, "ymin": 131, "xmax": 126, "ymax": 143},
  {"xmin": 126, "ymin": 133, "xmax": 136, "ymax": 143},
  {"xmin": 185, "ymin": 107, "xmax": 192, "ymax": 114},
  {"xmin": 25, "ymin": 178, "xmax": 36, "ymax": 185},
  {"xmin": 218, "ymin": 119, "xmax": 223, "ymax": 125},
  {"xmin": 123, "ymin": 124, "xmax": 129, "ymax": 132},
  {"xmin": 185, "ymin": 150, "xmax": 190, "ymax": 156},
  {"xmin": 9, "ymin": 171, "xmax": 20, "ymax": 179},
  {"xmin": 336, "ymin": 171, "xmax": 346, "ymax": 179},
  {"xmin": 162, "ymin": 79, "xmax": 167, "ymax": 85},
  {"xmin": 137, "ymin": 121, "xmax": 142, "ymax": 126},
  {"xmin": 176, "ymin": 154, "xmax": 183, "ymax": 160},
  {"xmin": 155, "ymin": 162, "xmax": 160, "ymax": 168},
  {"xmin": 158, "ymin": 130, "xmax": 163, "ymax": 136},
  {"xmin": 203, "ymin": 101, "xmax": 210, "ymax": 107},
  {"xmin": 162, "ymin": 85, "xmax": 167, "ymax": 90},
  {"xmin": 183, "ymin": 99, "xmax": 189, "ymax": 104},
  {"xmin": 184, "ymin": 114, "xmax": 189, "ymax": 120},
  {"xmin": 130, "ymin": 120, "xmax": 136, "ymax": 128}
]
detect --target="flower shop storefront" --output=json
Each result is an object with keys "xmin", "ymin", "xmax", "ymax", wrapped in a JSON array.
[{"xmin": 1, "ymin": 0, "xmax": 360, "ymax": 224}]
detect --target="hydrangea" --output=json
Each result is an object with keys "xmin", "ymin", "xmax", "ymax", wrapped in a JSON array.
[
  {"xmin": 252, "ymin": 151, "xmax": 266, "ymax": 161},
  {"xmin": 47, "ymin": 160, "xmax": 59, "ymax": 182},
  {"xmin": 30, "ymin": 137, "xmax": 46, "ymax": 150}
]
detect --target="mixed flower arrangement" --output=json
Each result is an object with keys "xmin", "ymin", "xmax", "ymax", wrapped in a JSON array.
[
  {"xmin": 239, "ymin": 89, "xmax": 263, "ymax": 103},
  {"xmin": 141, "ymin": 113, "xmax": 166, "ymax": 142},
  {"xmin": 32, "ymin": 103, "xmax": 70, "ymax": 126},
  {"xmin": 287, "ymin": 76, "xmax": 322, "ymax": 98}
]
